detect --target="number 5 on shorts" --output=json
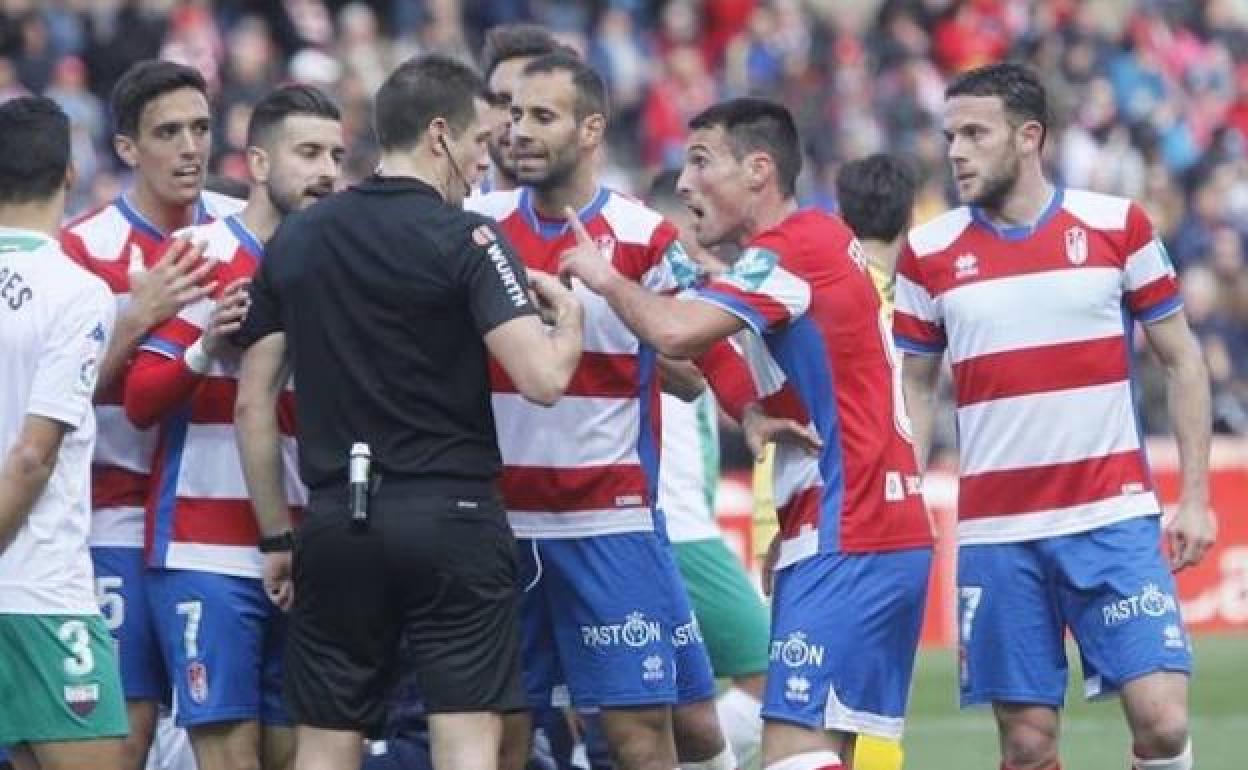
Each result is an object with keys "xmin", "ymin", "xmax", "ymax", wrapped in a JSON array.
[
  {"xmin": 95, "ymin": 575, "xmax": 125, "ymax": 632},
  {"xmin": 176, "ymin": 600, "xmax": 203, "ymax": 659}
]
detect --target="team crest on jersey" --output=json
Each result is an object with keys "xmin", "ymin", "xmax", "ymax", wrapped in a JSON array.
[
  {"xmin": 1065, "ymin": 226, "xmax": 1088, "ymax": 265},
  {"xmin": 187, "ymin": 661, "xmax": 209, "ymax": 704},
  {"xmin": 954, "ymin": 252, "xmax": 979, "ymax": 280},
  {"xmin": 595, "ymin": 234, "xmax": 616, "ymax": 261},
  {"xmin": 64, "ymin": 683, "xmax": 100, "ymax": 717}
]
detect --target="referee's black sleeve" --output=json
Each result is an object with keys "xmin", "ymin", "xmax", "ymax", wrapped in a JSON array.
[
  {"xmin": 233, "ymin": 230, "xmax": 286, "ymax": 348},
  {"xmin": 452, "ymin": 216, "xmax": 538, "ymax": 335}
]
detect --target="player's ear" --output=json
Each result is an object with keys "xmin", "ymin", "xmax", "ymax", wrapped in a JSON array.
[
  {"xmin": 428, "ymin": 117, "xmax": 451, "ymax": 156},
  {"xmin": 64, "ymin": 161, "xmax": 77, "ymax": 192},
  {"xmin": 1017, "ymin": 119, "xmax": 1045, "ymax": 155},
  {"xmin": 113, "ymin": 133, "xmax": 138, "ymax": 169},
  {"xmin": 745, "ymin": 151, "xmax": 771, "ymax": 193},
  {"xmin": 580, "ymin": 113, "xmax": 606, "ymax": 149},
  {"xmin": 246, "ymin": 145, "xmax": 270, "ymax": 184}
]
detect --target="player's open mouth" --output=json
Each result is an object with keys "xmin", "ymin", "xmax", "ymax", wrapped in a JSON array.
[
  {"xmin": 304, "ymin": 186, "xmax": 332, "ymax": 199},
  {"xmin": 687, "ymin": 203, "xmax": 705, "ymax": 220},
  {"xmin": 173, "ymin": 165, "xmax": 201, "ymax": 180}
]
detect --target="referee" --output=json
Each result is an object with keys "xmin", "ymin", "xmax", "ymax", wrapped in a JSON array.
[{"xmin": 233, "ymin": 54, "xmax": 584, "ymax": 770}]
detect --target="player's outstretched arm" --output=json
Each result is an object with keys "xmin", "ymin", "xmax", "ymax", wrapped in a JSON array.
[
  {"xmin": 559, "ymin": 208, "xmax": 742, "ymax": 358},
  {"xmin": 1142, "ymin": 310, "xmax": 1216, "ymax": 570},
  {"xmin": 0, "ymin": 416, "xmax": 68, "ymax": 551}
]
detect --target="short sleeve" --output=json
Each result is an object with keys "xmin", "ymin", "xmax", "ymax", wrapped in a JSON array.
[
  {"xmin": 635, "ymin": 219, "xmax": 705, "ymax": 292},
  {"xmin": 27, "ymin": 280, "xmax": 114, "ymax": 429},
  {"xmin": 455, "ymin": 219, "xmax": 538, "ymax": 335},
  {"xmin": 689, "ymin": 236, "xmax": 811, "ymax": 335},
  {"xmin": 234, "ymin": 249, "xmax": 284, "ymax": 349},
  {"xmin": 1121, "ymin": 203, "xmax": 1182, "ymax": 323},
  {"xmin": 892, "ymin": 243, "xmax": 946, "ymax": 355}
]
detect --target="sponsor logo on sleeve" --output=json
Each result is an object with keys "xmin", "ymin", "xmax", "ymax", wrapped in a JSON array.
[
  {"xmin": 724, "ymin": 247, "xmax": 779, "ymax": 291},
  {"xmin": 475, "ymin": 225, "xmax": 528, "ymax": 309}
]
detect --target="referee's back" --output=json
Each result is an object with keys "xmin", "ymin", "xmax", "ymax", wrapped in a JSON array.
[{"xmin": 251, "ymin": 176, "xmax": 523, "ymax": 490}]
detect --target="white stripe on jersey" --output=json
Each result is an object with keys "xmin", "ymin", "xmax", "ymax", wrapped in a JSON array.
[
  {"xmin": 943, "ymin": 268, "xmax": 1125, "ymax": 363},
  {"xmin": 492, "ymin": 393, "xmax": 641, "ymax": 469},
  {"xmin": 508, "ymin": 508, "xmax": 655, "ymax": 539},
  {"xmin": 956, "ymin": 381, "xmax": 1141, "ymax": 475},
  {"xmin": 957, "ymin": 494, "xmax": 1160, "ymax": 545}
]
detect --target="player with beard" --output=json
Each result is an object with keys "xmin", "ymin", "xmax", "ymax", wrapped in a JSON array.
[
  {"xmin": 467, "ymin": 52, "xmax": 757, "ymax": 770},
  {"xmin": 895, "ymin": 63, "xmax": 1214, "ymax": 770},
  {"xmin": 119, "ymin": 85, "xmax": 344, "ymax": 770},
  {"xmin": 59, "ymin": 59, "xmax": 239, "ymax": 770}
]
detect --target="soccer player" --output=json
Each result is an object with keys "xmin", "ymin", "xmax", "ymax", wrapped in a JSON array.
[
  {"xmin": 894, "ymin": 63, "xmax": 1215, "ymax": 770},
  {"xmin": 648, "ymin": 170, "xmax": 768, "ymax": 769},
  {"xmin": 0, "ymin": 96, "xmax": 124, "ymax": 770},
  {"xmin": 559, "ymin": 97, "xmax": 936, "ymax": 770},
  {"xmin": 466, "ymin": 52, "xmax": 738, "ymax": 770},
  {"xmin": 59, "ymin": 59, "xmax": 239, "ymax": 770},
  {"xmin": 121, "ymin": 84, "xmax": 345, "ymax": 770},
  {"xmin": 478, "ymin": 23, "xmax": 564, "ymax": 193}
]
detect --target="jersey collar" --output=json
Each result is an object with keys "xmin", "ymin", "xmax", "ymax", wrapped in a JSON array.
[
  {"xmin": 969, "ymin": 186, "xmax": 1064, "ymax": 243},
  {"xmin": 519, "ymin": 186, "xmax": 610, "ymax": 241},
  {"xmin": 116, "ymin": 194, "xmax": 210, "ymax": 241},
  {"xmin": 224, "ymin": 214, "xmax": 265, "ymax": 262}
]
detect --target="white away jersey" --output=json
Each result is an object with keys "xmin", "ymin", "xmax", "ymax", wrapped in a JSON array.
[{"xmin": 0, "ymin": 228, "xmax": 113, "ymax": 614}]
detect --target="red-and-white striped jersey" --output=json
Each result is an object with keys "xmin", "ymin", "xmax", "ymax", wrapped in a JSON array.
[
  {"xmin": 893, "ymin": 188, "xmax": 1180, "ymax": 544},
  {"xmin": 690, "ymin": 210, "xmax": 932, "ymax": 567},
  {"xmin": 136, "ymin": 216, "xmax": 303, "ymax": 578},
  {"xmin": 60, "ymin": 192, "xmax": 242, "ymax": 547},
  {"xmin": 467, "ymin": 187, "xmax": 696, "ymax": 538}
]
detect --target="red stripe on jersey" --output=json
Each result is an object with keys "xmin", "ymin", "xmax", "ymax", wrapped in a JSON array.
[
  {"xmin": 893, "ymin": 310, "xmax": 945, "ymax": 348},
  {"xmin": 148, "ymin": 316, "xmax": 202, "ymax": 351},
  {"xmin": 490, "ymin": 352, "xmax": 640, "ymax": 398},
  {"xmin": 184, "ymin": 376, "xmax": 239, "ymax": 424},
  {"xmin": 169, "ymin": 498, "xmax": 261, "ymax": 546},
  {"xmin": 92, "ymin": 465, "xmax": 148, "ymax": 509},
  {"xmin": 705, "ymin": 280, "xmax": 793, "ymax": 330},
  {"xmin": 951, "ymin": 336, "xmax": 1129, "ymax": 406},
  {"xmin": 777, "ymin": 484, "xmax": 823, "ymax": 538},
  {"xmin": 500, "ymin": 464, "xmax": 650, "ymax": 512},
  {"xmin": 959, "ymin": 450, "xmax": 1152, "ymax": 521},
  {"xmin": 1126, "ymin": 275, "xmax": 1179, "ymax": 317}
]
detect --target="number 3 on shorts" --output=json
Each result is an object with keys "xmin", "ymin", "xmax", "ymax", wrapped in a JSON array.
[
  {"xmin": 959, "ymin": 585, "xmax": 983, "ymax": 644},
  {"xmin": 176, "ymin": 600, "xmax": 203, "ymax": 659},
  {"xmin": 58, "ymin": 619, "xmax": 95, "ymax": 677}
]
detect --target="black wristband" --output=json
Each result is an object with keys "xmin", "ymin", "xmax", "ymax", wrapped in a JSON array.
[{"xmin": 257, "ymin": 530, "xmax": 295, "ymax": 553}]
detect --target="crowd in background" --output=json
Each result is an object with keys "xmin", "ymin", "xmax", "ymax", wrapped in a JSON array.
[{"xmin": 2, "ymin": 0, "xmax": 1246, "ymax": 448}]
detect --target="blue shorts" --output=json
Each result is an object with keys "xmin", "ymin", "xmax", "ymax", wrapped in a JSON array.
[
  {"xmin": 91, "ymin": 546, "xmax": 168, "ymax": 701},
  {"xmin": 148, "ymin": 569, "xmax": 289, "ymax": 727},
  {"xmin": 958, "ymin": 516, "xmax": 1192, "ymax": 708},
  {"xmin": 668, "ymin": 554, "xmax": 717, "ymax": 706},
  {"xmin": 762, "ymin": 548, "xmax": 931, "ymax": 741},
  {"xmin": 518, "ymin": 532, "xmax": 697, "ymax": 708}
]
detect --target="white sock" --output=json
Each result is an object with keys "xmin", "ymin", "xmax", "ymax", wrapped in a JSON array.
[
  {"xmin": 716, "ymin": 687, "xmax": 762, "ymax": 769},
  {"xmin": 1133, "ymin": 740, "xmax": 1193, "ymax": 770},
  {"xmin": 681, "ymin": 744, "xmax": 738, "ymax": 770},
  {"xmin": 763, "ymin": 750, "xmax": 843, "ymax": 770}
]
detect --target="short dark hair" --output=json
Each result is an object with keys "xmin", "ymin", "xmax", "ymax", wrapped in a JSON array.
[
  {"xmin": 0, "ymin": 96, "xmax": 71, "ymax": 205},
  {"xmin": 946, "ymin": 62, "xmax": 1049, "ymax": 146},
  {"xmin": 111, "ymin": 59, "xmax": 207, "ymax": 137},
  {"xmin": 246, "ymin": 84, "xmax": 341, "ymax": 149},
  {"xmin": 647, "ymin": 169, "xmax": 682, "ymax": 210},
  {"xmin": 835, "ymin": 154, "xmax": 919, "ymax": 242},
  {"xmin": 689, "ymin": 98, "xmax": 801, "ymax": 198},
  {"xmin": 522, "ymin": 51, "xmax": 609, "ymax": 123},
  {"xmin": 374, "ymin": 54, "xmax": 486, "ymax": 152},
  {"xmin": 480, "ymin": 24, "xmax": 561, "ymax": 80}
]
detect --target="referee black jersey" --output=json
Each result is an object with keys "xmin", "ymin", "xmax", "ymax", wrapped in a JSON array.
[{"xmin": 237, "ymin": 175, "xmax": 537, "ymax": 491}]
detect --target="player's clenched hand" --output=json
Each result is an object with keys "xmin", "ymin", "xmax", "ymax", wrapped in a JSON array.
[
  {"xmin": 1165, "ymin": 499, "xmax": 1217, "ymax": 572},
  {"xmin": 263, "ymin": 551, "xmax": 294, "ymax": 611},
  {"xmin": 742, "ymin": 402, "xmax": 822, "ymax": 459},
  {"xmin": 557, "ymin": 207, "xmax": 620, "ymax": 293},
  {"xmin": 202, "ymin": 277, "xmax": 251, "ymax": 359},
  {"xmin": 528, "ymin": 269, "xmax": 582, "ymax": 328},
  {"xmin": 128, "ymin": 237, "xmax": 217, "ymax": 329}
]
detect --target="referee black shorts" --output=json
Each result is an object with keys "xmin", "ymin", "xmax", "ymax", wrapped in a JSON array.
[{"xmin": 284, "ymin": 478, "xmax": 525, "ymax": 735}]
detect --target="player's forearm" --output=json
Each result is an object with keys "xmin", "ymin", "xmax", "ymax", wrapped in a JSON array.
[
  {"xmin": 538, "ymin": 306, "xmax": 585, "ymax": 404},
  {"xmin": 695, "ymin": 340, "xmax": 757, "ymax": 422},
  {"xmin": 659, "ymin": 356, "xmax": 707, "ymax": 402},
  {"xmin": 124, "ymin": 351, "xmax": 203, "ymax": 428},
  {"xmin": 599, "ymin": 274, "xmax": 706, "ymax": 358},
  {"xmin": 1164, "ymin": 350, "xmax": 1212, "ymax": 508},
  {"xmin": 0, "ymin": 444, "xmax": 56, "ymax": 551}
]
